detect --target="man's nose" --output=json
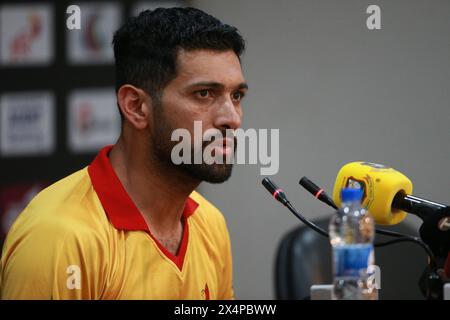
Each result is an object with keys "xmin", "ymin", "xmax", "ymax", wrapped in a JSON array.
[{"xmin": 214, "ymin": 96, "xmax": 242, "ymax": 130}]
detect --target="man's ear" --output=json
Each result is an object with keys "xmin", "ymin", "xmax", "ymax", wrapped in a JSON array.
[{"xmin": 117, "ymin": 85, "xmax": 151, "ymax": 130}]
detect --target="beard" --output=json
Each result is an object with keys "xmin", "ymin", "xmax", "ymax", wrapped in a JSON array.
[
  {"xmin": 178, "ymin": 150, "xmax": 235, "ymax": 184},
  {"xmin": 151, "ymin": 106, "xmax": 235, "ymax": 184}
]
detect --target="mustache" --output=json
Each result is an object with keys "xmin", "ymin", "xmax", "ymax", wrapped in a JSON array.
[{"xmin": 201, "ymin": 129, "xmax": 237, "ymax": 151}]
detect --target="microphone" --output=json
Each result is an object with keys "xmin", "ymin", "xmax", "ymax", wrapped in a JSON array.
[
  {"xmin": 332, "ymin": 162, "xmax": 449, "ymax": 225},
  {"xmin": 299, "ymin": 176, "xmax": 417, "ymax": 239},
  {"xmin": 262, "ymin": 177, "xmax": 436, "ymax": 255},
  {"xmin": 262, "ymin": 177, "xmax": 289, "ymax": 206},
  {"xmin": 332, "ymin": 162, "xmax": 450, "ymax": 259},
  {"xmin": 261, "ymin": 177, "xmax": 329, "ymax": 237},
  {"xmin": 299, "ymin": 177, "xmax": 338, "ymax": 210},
  {"xmin": 393, "ymin": 193, "xmax": 448, "ymax": 222}
]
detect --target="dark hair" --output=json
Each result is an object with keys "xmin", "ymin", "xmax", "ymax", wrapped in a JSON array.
[{"xmin": 112, "ymin": 7, "xmax": 245, "ymax": 103}]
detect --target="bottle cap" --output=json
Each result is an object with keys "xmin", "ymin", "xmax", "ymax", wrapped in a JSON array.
[{"xmin": 340, "ymin": 188, "xmax": 363, "ymax": 203}]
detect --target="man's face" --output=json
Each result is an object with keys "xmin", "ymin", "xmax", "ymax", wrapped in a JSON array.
[{"xmin": 151, "ymin": 49, "xmax": 247, "ymax": 183}]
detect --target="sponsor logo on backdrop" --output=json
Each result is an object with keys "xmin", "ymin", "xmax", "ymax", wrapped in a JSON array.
[
  {"xmin": 68, "ymin": 88, "xmax": 120, "ymax": 153},
  {"xmin": 66, "ymin": 2, "xmax": 121, "ymax": 64},
  {"xmin": 0, "ymin": 4, "xmax": 53, "ymax": 66},
  {"xmin": 0, "ymin": 92, "xmax": 55, "ymax": 156}
]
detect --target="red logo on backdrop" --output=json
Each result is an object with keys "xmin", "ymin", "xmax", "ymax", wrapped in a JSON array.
[
  {"xmin": 78, "ymin": 102, "xmax": 93, "ymax": 133},
  {"xmin": 83, "ymin": 13, "xmax": 107, "ymax": 52},
  {"xmin": 0, "ymin": 182, "xmax": 48, "ymax": 242},
  {"xmin": 10, "ymin": 13, "xmax": 43, "ymax": 61}
]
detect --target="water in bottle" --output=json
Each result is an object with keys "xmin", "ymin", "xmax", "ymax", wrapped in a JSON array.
[{"xmin": 329, "ymin": 187, "xmax": 377, "ymax": 300}]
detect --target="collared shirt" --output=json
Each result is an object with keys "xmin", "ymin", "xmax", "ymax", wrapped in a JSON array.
[{"xmin": 0, "ymin": 145, "xmax": 234, "ymax": 299}]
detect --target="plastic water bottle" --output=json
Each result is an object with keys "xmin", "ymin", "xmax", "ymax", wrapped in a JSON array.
[{"xmin": 329, "ymin": 188, "xmax": 377, "ymax": 300}]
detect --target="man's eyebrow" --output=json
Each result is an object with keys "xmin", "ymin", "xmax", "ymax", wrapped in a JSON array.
[
  {"xmin": 237, "ymin": 82, "xmax": 249, "ymax": 90},
  {"xmin": 187, "ymin": 81, "xmax": 249, "ymax": 90}
]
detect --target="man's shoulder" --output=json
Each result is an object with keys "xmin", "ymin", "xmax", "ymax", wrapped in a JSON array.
[
  {"xmin": 7, "ymin": 167, "xmax": 107, "ymax": 241},
  {"xmin": 34, "ymin": 167, "xmax": 91, "ymax": 204}
]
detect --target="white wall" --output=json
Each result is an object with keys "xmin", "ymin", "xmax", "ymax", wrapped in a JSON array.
[{"xmin": 192, "ymin": 0, "xmax": 450, "ymax": 299}]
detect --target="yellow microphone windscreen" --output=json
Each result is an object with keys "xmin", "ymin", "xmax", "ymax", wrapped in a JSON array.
[{"xmin": 332, "ymin": 162, "xmax": 413, "ymax": 225}]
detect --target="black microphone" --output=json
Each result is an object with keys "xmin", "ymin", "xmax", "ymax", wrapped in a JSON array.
[
  {"xmin": 262, "ymin": 177, "xmax": 289, "ymax": 206},
  {"xmin": 261, "ymin": 178, "xmax": 329, "ymax": 237},
  {"xmin": 392, "ymin": 192, "xmax": 449, "ymax": 222},
  {"xmin": 299, "ymin": 177, "xmax": 338, "ymax": 210},
  {"xmin": 334, "ymin": 162, "xmax": 449, "ymax": 223}
]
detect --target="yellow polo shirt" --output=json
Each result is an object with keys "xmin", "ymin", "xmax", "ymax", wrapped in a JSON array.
[{"xmin": 0, "ymin": 145, "xmax": 234, "ymax": 299}]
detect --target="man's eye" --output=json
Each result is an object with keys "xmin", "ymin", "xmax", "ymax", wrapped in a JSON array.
[
  {"xmin": 232, "ymin": 91, "xmax": 245, "ymax": 101},
  {"xmin": 196, "ymin": 90, "xmax": 210, "ymax": 98}
]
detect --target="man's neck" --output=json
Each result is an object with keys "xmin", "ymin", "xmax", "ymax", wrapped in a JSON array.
[{"xmin": 108, "ymin": 138, "xmax": 199, "ymax": 238}]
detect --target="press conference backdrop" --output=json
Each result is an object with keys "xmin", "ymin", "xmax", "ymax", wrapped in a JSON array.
[{"xmin": 0, "ymin": 0, "xmax": 449, "ymax": 299}]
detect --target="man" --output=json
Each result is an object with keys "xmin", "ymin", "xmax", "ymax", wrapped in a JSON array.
[{"xmin": 0, "ymin": 7, "xmax": 247, "ymax": 299}]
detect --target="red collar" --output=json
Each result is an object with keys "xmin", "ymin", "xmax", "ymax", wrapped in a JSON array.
[{"xmin": 88, "ymin": 145, "xmax": 199, "ymax": 270}]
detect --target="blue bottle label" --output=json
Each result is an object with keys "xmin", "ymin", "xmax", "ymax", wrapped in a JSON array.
[{"xmin": 333, "ymin": 244, "xmax": 373, "ymax": 277}]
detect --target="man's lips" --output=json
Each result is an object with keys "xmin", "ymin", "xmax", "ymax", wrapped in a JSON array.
[
  {"xmin": 222, "ymin": 137, "xmax": 234, "ymax": 148},
  {"xmin": 207, "ymin": 138, "xmax": 234, "ymax": 156}
]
